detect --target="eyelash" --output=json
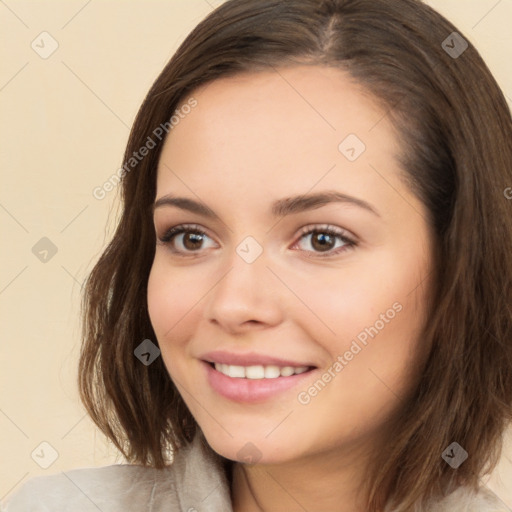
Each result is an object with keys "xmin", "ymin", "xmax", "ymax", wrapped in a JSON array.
[{"xmin": 157, "ymin": 223, "xmax": 357, "ymax": 258}]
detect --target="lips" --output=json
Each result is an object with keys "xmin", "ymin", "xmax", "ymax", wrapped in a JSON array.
[
  {"xmin": 199, "ymin": 350, "xmax": 318, "ymax": 403},
  {"xmin": 201, "ymin": 350, "xmax": 316, "ymax": 368}
]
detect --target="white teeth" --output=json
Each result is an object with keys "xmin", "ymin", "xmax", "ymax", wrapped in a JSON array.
[
  {"xmin": 214, "ymin": 363, "xmax": 310, "ymax": 379},
  {"xmin": 280, "ymin": 366, "xmax": 295, "ymax": 377},
  {"xmin": 227, "ymin": 365, "xmax": 245, "ymax": 378},
  {"xmin": 264, "ymin": 365, "xmax": 281, "ymax": 379},
  {"xmin": 246, "ymin": 365, "xmax": 265, "ymax": 379}
]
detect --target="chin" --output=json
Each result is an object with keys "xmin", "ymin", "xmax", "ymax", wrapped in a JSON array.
[{"xmin": 199, "ymin": 425, "xmax": 305, "ymax": 466}]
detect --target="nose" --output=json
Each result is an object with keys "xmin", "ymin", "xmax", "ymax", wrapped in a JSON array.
[{"xmin": 204, "ymin": 246, "xmax": 284, "ymax": 334}]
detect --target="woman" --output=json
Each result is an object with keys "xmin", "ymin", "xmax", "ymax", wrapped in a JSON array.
[{"xmin": 3, "ymin": 0, "xmax": 511, "ymax": 510}]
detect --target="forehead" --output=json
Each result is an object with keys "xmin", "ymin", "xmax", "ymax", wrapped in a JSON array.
[{"xmin": 155, "ymin": 65, "xmax": 405, "ymax": 218}]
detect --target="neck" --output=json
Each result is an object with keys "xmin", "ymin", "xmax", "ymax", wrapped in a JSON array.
[{"xmin": 230, "ymin": 442, "xmax": 373, "ymax": 512}]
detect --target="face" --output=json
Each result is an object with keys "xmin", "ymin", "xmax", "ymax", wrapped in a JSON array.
[{"xmin": 147, "ymin": 65, "xmax": 434, "ymax": 466}]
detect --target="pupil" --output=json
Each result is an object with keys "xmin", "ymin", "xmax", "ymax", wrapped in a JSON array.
[
  {"xmin": 312, "ymin": 233, "xmax": 334, "ymax": 252},
  {"xmin": 184, "ymin": 233, "xmax": 203, "ymax": 250}
]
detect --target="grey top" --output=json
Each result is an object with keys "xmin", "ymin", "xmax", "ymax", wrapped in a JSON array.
[
  {"xmin": 1, "ymin": 433, "xmax": 231, "ymax": 512},
  {"xmin": 1, "ymin": 432, "xmax": 510, "ymax": 511}
]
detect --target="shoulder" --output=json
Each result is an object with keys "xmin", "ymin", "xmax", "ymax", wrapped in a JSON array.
[
  {"xmin": 1, "ymin": 432, "xmax": 232, "ymax": 512},
  {"xmin": 425, "ymin": 485, "xmax": 510, "ymax": 512},
  {"xmin": 0, "ymin": 463, "xmax": 177, "ymax": 512}
]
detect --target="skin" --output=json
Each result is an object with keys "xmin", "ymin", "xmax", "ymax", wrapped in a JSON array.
[{"xmin": 147, "ymin": 65, "xmax": 435, "ymax": 511}]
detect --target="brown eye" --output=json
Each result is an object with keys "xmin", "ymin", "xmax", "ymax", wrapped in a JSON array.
[
  {"xmin": 159, "ymin": 224, "xmax": 215, "ymax": 255},
  {"xmin": 310, "ymin": 232, "xmax": 336, "ymax": 252},
  {"xmin": 181, "ymin": 232, "xmax": 205, "ymax": 250},
  {"xmin": 294, "ymin": 225, "xmax": 356, "ymax": 258}
]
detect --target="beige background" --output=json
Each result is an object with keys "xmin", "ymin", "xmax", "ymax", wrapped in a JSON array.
[{"xmin": 1, "ymin": 0, "xmax": 511, "ymax": 506}]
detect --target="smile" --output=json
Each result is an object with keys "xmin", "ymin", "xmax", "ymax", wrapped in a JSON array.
[
  {"xmin": 213, "ymin": 363, "xmax": 310, "ymax": 379},
  {"xmin": 202, "ymin": 360, "xmax": 317, "ymax": 403}
]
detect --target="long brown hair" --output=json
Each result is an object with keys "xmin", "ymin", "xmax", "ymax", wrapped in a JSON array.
[{"xmin": 78, "ymin": 1, "xmax": 512, "ymax": 510}]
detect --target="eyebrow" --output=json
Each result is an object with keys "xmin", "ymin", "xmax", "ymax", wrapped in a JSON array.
[{"xmin": 153, "ymin": 190, "xmax": 380, "ymax": 219}]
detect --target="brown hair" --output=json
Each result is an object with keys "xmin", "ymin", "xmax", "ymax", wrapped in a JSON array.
[{"xmin": 78, "ymin": 0, "xmax": 512, "ymax": 510}]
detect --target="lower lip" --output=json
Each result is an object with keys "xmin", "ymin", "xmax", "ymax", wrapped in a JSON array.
[{"xmin": 202, "ymin": 361, "xmax": 316, "ymax": 403}]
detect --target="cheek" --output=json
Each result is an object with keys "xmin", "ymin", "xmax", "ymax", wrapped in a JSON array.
[
  {"xmin": 289, "ymin": 253, "xmax": 421, "ymax": 344},
  {"xmin": 147, "ymin": 259, "xmax": 201, "ymax": 349},
  {"xmin": 147, "ymin": 261, "xmax": 200, "ymax": 386},
  {"xmin": 290, "ymin": 249, "xmax": 430, "ymax": 399}
]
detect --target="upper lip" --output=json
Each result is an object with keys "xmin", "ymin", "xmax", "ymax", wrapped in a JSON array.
[{"xmin": 200, "ymin": 350, "xmax": 317, "ymax": 368}]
